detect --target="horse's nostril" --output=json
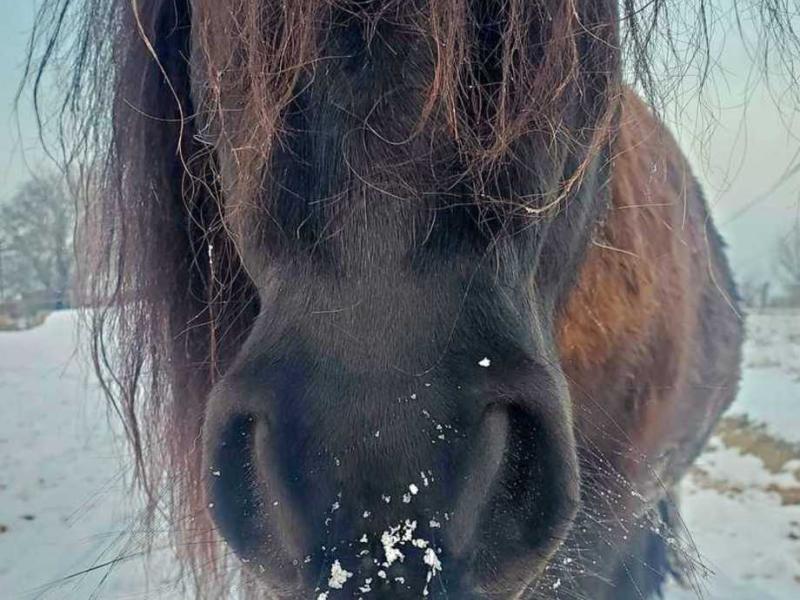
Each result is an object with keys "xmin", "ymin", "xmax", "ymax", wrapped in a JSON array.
[
  {"xmin": 447, "ymin": 392, "xmax": 579, "ymax": 596},
  {"xmin": 205, "ymin": 413, "xmax": 264, "ymax": 559},
  {"xmin": 448, "ymin": 404, "xmax": 510, "ymax": 552},
  {"xmin": 203, "ymin": 392, "xmax": 308, "ymax": 587}
]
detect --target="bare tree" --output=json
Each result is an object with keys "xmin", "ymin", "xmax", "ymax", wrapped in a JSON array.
[
  {"xmin": 776, "ymin": 221, "xmax": 800, "ymax": 305},
  {"xmin": 737, "ymin": 271, "xmax": 772, "ymax": 309},
  {"xmin": 0, "ymin": 174, "xmax": 75, "ymax": 306},
  {"xmin": 738, "ymin": 274, "xmax": 758, "ymax": 308}
]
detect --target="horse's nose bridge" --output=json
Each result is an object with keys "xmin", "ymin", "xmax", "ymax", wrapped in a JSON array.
[{"xmin": 296, "ymin": 270, "xmax": 464, "ymax": 374}]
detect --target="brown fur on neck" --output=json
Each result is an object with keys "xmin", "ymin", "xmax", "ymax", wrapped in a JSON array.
[{"xmin": 557, "ymin": 90, "xmax": 701, "ymax": 379}]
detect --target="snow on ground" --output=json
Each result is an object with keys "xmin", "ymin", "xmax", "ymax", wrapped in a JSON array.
[
  {"xmin": 1, "ymin": 309, "xmax": 799, "ymax": 598},
  {"xmin": 733, "ymin": 311, "xmax": 800, "ymax": 443},
  {"xmin": 0, "ymin": 313, "xmax": 181, "ymax": 599},
  {"xmin": 665, "ymin": 310, "xmax": 800, "ymax": 599}
]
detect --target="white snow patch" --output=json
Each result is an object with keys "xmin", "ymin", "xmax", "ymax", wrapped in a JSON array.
[
  {"xmin": 376, "ymin": 519, "xmax": 443, "ymax": 595},
  {"xmin": 380, "ymin": 521, "xmax": 414, "ymax": 567},
  {"xmin": 327, "ymin": 560, "xmax": 353, "ymax": 590},
  {"xmin": 423, "ymin": 547, "xmax": 442, "ymax": 571}
]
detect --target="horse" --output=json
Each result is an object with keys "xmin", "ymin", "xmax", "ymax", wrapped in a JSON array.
[{"xmin": 29, "ymin": 0, "xmax": 753, "ymax": 598}]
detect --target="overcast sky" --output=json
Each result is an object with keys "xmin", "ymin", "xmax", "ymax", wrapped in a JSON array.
[
  {"xmin": 0, "ymin": 2, "xmax": 38, "ymax": 196},
  {"xmin": 1, "ymin": 0, "xmax": 798, "ymax": 288}
]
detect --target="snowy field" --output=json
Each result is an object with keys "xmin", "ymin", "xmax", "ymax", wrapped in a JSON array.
[{"xmin": 1, "ymin": 311, "xmax": 799, "ymax": 599}]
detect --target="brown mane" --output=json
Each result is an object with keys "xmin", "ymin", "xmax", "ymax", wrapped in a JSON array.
[
  {"xmin": 550, "ymin": 90, "xmax": 743, "ymax": 589},
  {"xmin": 558, "ymin": 90, "xmax": 700, "ymax": 372},
  {"xmin": 558, "ymin": 87, "xmax": 741, "ymax": 485}
]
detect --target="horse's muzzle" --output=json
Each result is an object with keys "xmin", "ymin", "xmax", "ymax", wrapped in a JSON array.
[{"xmin": 201, "ymin": 362, "xmax": 580, "ymax": 598}]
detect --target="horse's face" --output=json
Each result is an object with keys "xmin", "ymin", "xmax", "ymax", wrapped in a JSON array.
[
  {"xmin": 193, "ymin": 4, "xmax": 600, "ymax": 595},
  {"xmin": 202, "ymin": 202, "xmax": 581, "ymax": 597}
]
